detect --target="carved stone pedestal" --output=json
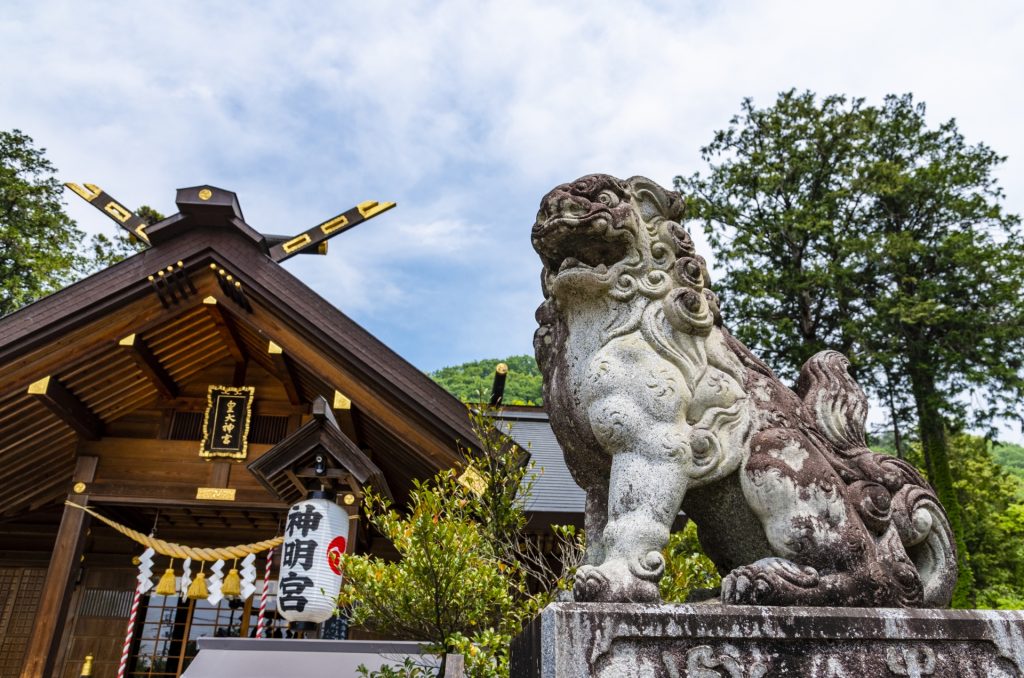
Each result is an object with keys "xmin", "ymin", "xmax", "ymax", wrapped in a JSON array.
[{"xmin": 510, "ymin": 602, "xmax": 1024, "ymax": 677}]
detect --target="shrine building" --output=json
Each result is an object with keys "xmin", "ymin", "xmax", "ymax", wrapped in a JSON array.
[{"xmin": 0, "ymin": 186, "xmax": 575, "ymax": 677}]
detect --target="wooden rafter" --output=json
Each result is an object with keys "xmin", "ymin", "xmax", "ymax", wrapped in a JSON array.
[
  {"xmin": 117, "ymin": 333, "xmax": 177, "ymax": 398},
  {"xmin": 26, "ymin": 376, "xmax": 102, "ymax": 440},
  {"xmin": 202, "ymin": 296, "xmax": 246, "ymax": 363},
  {"xmin": 267, "ymin": 340, "xmax": 302, "ymax": 405}
]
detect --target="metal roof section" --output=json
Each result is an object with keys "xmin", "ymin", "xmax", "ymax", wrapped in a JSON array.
[{"xmin": 493, "ymin": 408, "xmax": 586, "ymax": 515}]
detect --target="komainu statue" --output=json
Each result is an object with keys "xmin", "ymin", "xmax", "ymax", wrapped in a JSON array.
[{"xmin": 532, "ymin": 174, "xmax": 957, "ymax": 607}]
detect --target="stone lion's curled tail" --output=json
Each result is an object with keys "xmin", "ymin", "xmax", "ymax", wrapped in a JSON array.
[
  {"xmin": 795, "ymin": 350, "xmax": 957, "ymax": 607},
  {"xmin": 794, "ymin": 350, "xmax": 868, "ymax": 452}
]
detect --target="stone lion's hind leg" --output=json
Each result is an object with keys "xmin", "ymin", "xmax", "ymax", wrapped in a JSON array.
[
  {"xmin": 722, "ymin": 557, "xmax": 821, "ymax": 605},
  {"xmin": 728, "ymin": 428, "xmax": 886, "ymax": 606}
]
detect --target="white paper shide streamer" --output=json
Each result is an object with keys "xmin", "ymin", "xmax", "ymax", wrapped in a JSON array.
[
  {"xmin": 240, "ymin": 553, "xmax": 258, "ymax": 600},
  {"xmin": 136, "ymin": 547, "xmax": 155, "ymax": 594},
  {"xmin": 179, "ymin": 557, "xmax": 192, "ymax": 596},
  {"xmin": 207, "ymin": 559, "xmax": 225, "ymax": 605},
  {"xmin": 277, "ymin": 496, "xmax": 349, "ymax": 623}
]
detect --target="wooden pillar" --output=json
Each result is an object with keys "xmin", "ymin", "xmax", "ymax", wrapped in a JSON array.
[{"xmin": 20, "ymin": 456, "xmax": 97, "ymax": 678}]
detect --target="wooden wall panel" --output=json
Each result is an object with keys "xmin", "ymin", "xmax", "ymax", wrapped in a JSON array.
[
  {"xmin": 57, "ymin": 568, "xmax": 135, "ymax": 678},
  {"xmin": 0, "ymin": 568, "xmax": 46, "ymax": 678}
]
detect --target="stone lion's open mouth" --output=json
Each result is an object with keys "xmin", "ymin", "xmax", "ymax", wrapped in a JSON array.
[{"xmin": 534, "ymin": 215, "xmax": 631, "ymax": 277}]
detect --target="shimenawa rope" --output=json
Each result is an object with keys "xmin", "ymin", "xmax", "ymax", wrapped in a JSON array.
[{"xmin": 64, "ymin": 501, "xmax": 283, "ymax": 561}]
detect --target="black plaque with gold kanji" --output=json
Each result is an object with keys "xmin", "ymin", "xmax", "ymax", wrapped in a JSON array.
[{"xmin": 199, "ymin": 385, "xmax": 255, "ymax": 459}]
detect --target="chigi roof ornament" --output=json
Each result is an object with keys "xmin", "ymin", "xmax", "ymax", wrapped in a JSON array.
[{"xmin": 63, "ymin": 181, "xmax": 395, "ymax": 261}]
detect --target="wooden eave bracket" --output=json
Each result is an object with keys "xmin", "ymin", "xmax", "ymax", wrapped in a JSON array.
[
  {"xmin": 267, "ymin": 340, "xmax": 302, "ymax": 405},
  {"xmin": 202, "ymin": 296, "xmax": 246, "ymax": 363},
  {"xmin": 26, "ymin": 376, "xmax": 102, "ymax": 440},
  {"xmin": 118, "ymin": 333, "xmax": 177, "ymax": 398}
]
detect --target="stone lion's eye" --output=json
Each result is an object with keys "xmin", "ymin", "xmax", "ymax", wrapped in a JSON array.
[{"xmin": 597, "ymin": 191, "xmax": 619, "ymax": 207}]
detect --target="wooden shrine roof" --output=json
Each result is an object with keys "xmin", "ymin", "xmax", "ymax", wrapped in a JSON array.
[{"xmin": 0, "ymin": 186, "xmax": 479, "ymax": 517}]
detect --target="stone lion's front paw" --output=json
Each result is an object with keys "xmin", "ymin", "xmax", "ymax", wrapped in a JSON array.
[
  {"xmin": 721, "ymin": 557, "xmax": 820, "ymax": 605},
  {"xmin": 574, "ymin": 565, "xmax": 610, "ymax": 602},
  {"xmin": 574, "ymin": 558, "xmax": 662, "ymax": 603}
]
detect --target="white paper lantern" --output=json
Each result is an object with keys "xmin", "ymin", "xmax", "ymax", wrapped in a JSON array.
[{"xmin": 277, "ymin": 494, "xmax": 349, "ymax": 623}]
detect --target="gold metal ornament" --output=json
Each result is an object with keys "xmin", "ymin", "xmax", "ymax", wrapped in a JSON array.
[{"xmin": 196, "ymin": 487, "xmax": 236, "ymax": 501}]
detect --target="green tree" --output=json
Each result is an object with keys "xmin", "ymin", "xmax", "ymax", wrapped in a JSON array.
[
  {"xmin": 993, "ymin": 442, "xmax": 1024, "ymax": 492},
  {"xmin": 430, "ymin": 355, "xmax": 544, "ymax": 405},
  {"xmin": 339, "ymin": 407, "xmax": 581, "ymax": 678},
  {"xmin": 0, "ymin": 129, "xmax": 86, "ymax": 316},
  {"xmin": 677, "ymin": 91, "xmax": 1024, "ymax": 606},
  {"xmin": 905, "ymin": 434, "xmax": 1024, "ymax": 608},
  {"xmin": 83, "ymin": 205, "xmax": 158, "ymax": 273},
  {"xmin": 1, "ymin": 129, "xmax": 155, "ymax": 316}
]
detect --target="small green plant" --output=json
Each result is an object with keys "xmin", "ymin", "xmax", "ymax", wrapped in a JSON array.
[
  {"xmin": 659, "ymin": 521, "xmax": 721, "ymax": 603},
  {"xmin": 340, "ymin": 406, "xmax": 582, "ymax": 677},
  {"xmin": 356, "ymin": 657, "xmax": 437, "ymax": 678}
]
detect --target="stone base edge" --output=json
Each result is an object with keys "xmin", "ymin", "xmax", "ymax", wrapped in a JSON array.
[{"xmin": 510, "ymin": 603, "xmax": 1024, "ymax": 678}]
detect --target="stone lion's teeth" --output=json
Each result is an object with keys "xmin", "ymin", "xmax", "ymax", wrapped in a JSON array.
[
  {"xmin": 595, "ymin": 264, "xmax": 608, "ymax": 274},
  {"xmin": 560, "ymin": 257, "xmax": 581, "ymax": 272}
]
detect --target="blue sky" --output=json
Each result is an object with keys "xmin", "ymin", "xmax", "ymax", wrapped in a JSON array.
[{"xmin": 2, "ymin": 1, "xmax": 1023, "ymax": 436}]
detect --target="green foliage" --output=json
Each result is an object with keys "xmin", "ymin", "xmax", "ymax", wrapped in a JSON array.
[
  {"xmin": 0, "ymin": 129, "xmax": 85, "ymax": 316},
  {"xmin": 677, "ymin": 90, "xmax": 1024, "ymax": 605},
  {"xmin": 82, "ymin": 205, "xmax": 157, "ymax": 273},
  {"xmin": 993, "ymin": 443, "xmax": 1024, "ymax": 493},
  {"xmin": 659, "ymin": 521, "xmax": 721, "ymax": 603},
  {"xmin": 340, "ymin": 407, "xmax": 581, "ymax": 678},
  {"xmin": 677, "ymin": 92, "xmax": 1024, "ymax": 427},
  {"xmin": 341, "ymin": 474, "xmax": 524, "ymax": 676},
  {"xmin": 0, "ymin": 128, "xmax": 153, "ymax": 316},
  {"xmin": 430, "ymin": 355, "xmax": 543, "ymax": 405},
  {"xmin": 356, "ymin": 657, "xmax": 436, "ymax": 678},
  {"xmin": 903, "ymin": 434, "xmax": 1024, "ymax": 609}
]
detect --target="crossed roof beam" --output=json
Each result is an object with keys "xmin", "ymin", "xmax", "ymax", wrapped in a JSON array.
[{"xmin": 64, "ymin": 182, "xmax": 395, "ymax": 262}]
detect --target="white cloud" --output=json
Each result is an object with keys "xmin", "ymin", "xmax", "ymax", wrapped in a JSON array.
[{"xmin": 2, "ymin": 0, "xmax": 1022, "ymax": 423}]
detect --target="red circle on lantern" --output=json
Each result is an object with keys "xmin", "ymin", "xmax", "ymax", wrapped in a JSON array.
[{"xmin": 327, "ymin": 536, "xmax": 347, "ymax": 575}]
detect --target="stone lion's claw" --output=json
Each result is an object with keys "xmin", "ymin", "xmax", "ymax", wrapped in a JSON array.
[
  {"xmin": 733, "ymin": 574, "xmax": 751, "ymax": 599},
  {"xmin": 754, "ymin": 578, "xmax": 772, "ymax": 602},
  {"xmin": 574, "ymin": 565, "xmax": 609, "ymax": 602}
]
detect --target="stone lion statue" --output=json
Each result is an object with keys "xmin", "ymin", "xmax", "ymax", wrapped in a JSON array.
[{"xmin": 532, "ymin": 174, "xmax": 957, "ymax": 607}]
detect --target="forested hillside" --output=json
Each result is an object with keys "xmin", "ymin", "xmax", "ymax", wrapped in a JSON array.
[
  {"xmin": 995, "ymin": 442, "xmax": 1024, "ymax": 491},
  {"xmin": 429, "ymin": 355, "xmax": 543, "ymax": 405}
]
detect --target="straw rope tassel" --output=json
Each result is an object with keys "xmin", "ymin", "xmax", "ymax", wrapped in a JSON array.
[
  {"xmin": 222, "ymin": 559, "xmax": 241, "ymax": 598},
  {"xmin": 64, "ymin": 501, "xmax": 283, "ymax": 560},
  {"xmin": 257, "ymin": 547, "xmax": 273, "ymax": 638},
  {"xmin": 155, "ymin": 560, "xmax": 177, "ymax": 596},
  {"xmin": 187, "ymin": 563, "xmax": 209, "ymax": 600},
  {"xmin": 117, "ymin": 582, "xmax": 143, "ymax": 678}
]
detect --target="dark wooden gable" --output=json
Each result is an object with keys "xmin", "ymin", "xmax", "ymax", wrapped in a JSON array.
[
  {"xmin": 248, "ymin": 396, "xmax": 390, "ymax": 504},
  {"xmin": 0, "ymin": 185, "xmax": 477, "ymax": 517}
]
